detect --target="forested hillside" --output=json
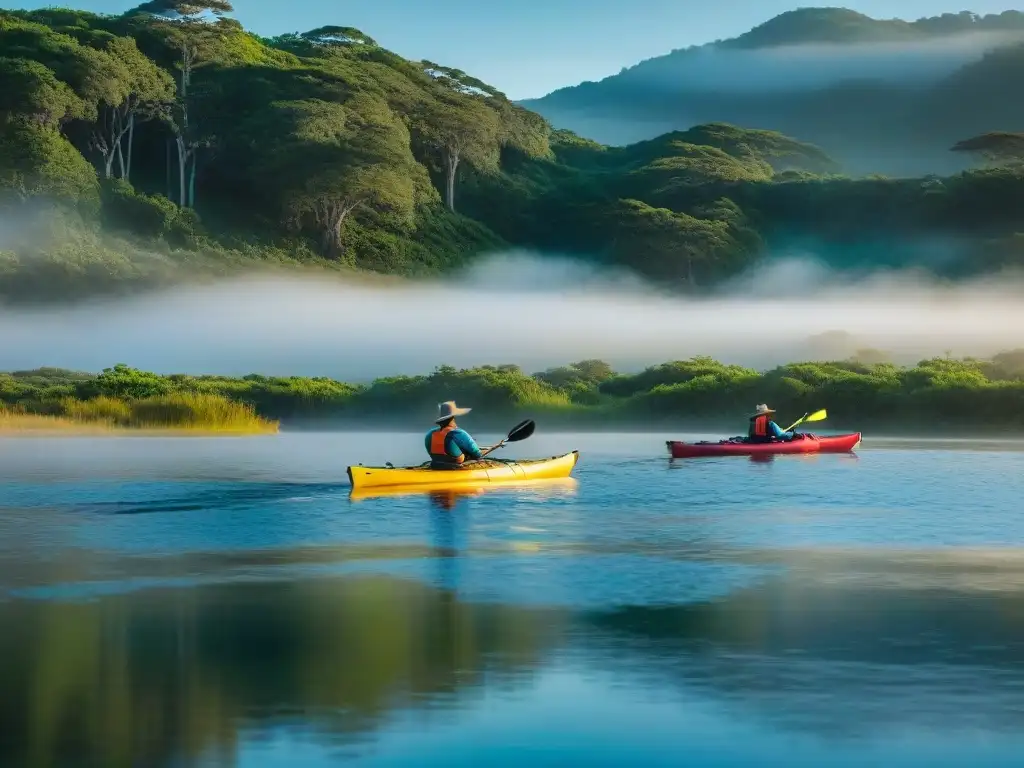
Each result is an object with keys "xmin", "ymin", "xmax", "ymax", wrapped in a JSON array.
[{"xmin": 3, "ymin": 3, "xmax": 1024, "ymax": 304}]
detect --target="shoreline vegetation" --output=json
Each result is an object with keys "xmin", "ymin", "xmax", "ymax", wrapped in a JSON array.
[
  {"xmin": 3, "ymin": 353, "xmax": 1024, "ymax": 436},
  {"xmin": 0, "ymin": 391, "xmax": 278, "ymax": 435}
]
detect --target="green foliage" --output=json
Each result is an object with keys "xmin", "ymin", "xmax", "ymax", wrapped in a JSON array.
[
  {"xmin": 8, "ymin": 352, "xmax": 1024, "ymax": 432},
  {"xmin": 5, "ymin": 5, "xmax": 1024, "ymax": 303},
  {"xmin": 599, "ymin": 199, "xmax": 761, "ymax": 285},
  {"xmin": 629, "ymin": 142, "xmax": 773, "ymax": 193},
  {"xmin": 89, "ymin": 363, "xmax": 172, "ymax": 399},
  {"xmin": 674, "ymin": 123, "xmax": 838, "ymax": 174},
  {"xmin": 300, "ymin": 26, "xmax": 377, "ymax": 48},
  {"xmin": 0, "ymin": 56, "xmax": 86, "ymax": 125},
  {"xmin": 261, "ymin": 95, "xmax": 418, "ymax": 257},
  {"xmin": 0, "ymin": 120, "xmax": 98, "ymax": 208},
  {"xmin": 100, "ymin": 178, "xmax": 198, "ymax": 243}
]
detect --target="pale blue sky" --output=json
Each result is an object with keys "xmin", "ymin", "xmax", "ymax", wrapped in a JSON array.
[{"xmin": 9, "ymin": 1, "xmax": 1019, "ymax": 97}]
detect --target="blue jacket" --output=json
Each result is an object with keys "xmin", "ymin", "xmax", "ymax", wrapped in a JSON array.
[{"xmin": 425, "ymin": 426, "xmax": 483, "ymax": 462}]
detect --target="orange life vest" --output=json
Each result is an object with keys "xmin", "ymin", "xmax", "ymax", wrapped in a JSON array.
[
  {"xmin": 429, "ymin": 424, "xmax": 463, "ymax": 464},
  {"xmin": 749, "ymin": 414, "xmax": 770, "ymax": 441}
]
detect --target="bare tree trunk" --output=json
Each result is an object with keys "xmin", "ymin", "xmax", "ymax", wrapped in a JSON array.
[
  {"xmin": 317, "ymin": 201, "xmax": 360, "ymax": 258},
  {"xmin": 444, "ymin": 149, "xmax": 460, "ymax": 211},
  {"xmin": 188, "ymin": 153, "xmax": 197, "ymax": 209},
  {"xmin": 175, "ymin": 135, "xmax": 187, "ymax": 207},
  {"xmin": 104, "ymin": 146, "xmax": 117, "ymax": 179},
  {"xmin": 96, "ymin": 105, "xmax": 134, "ymax": 180},
  {"xmin": 99, "ymin": 109, "xmax": 118, "ymax": 179},
  {"xmin": 125, "ymin": 113, "xmax": 134, "ymax": 181},
  {"xmin": 180, "ymin": 42, "xmax": 192, "ymax": 100}
]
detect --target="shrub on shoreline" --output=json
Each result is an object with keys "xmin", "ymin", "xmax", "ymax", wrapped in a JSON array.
[{"xmin": 4, "ymin": 354, "xmax": 1024, "ymax": 434}]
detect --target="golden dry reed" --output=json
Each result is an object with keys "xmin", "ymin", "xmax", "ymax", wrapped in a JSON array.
[{"xmin": 0, "ymin": 394, "xmax": 278, "ymax": 434}]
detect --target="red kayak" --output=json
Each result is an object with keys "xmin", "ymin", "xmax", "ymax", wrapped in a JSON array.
[{"xmin": 667, "ymin": 432, "xmax": 862, "ymax": 459}]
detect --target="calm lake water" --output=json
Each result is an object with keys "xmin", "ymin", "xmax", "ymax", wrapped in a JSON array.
[{"xmin": 2, "ymin": 431, "xmax": 1024, "ymax": 767}]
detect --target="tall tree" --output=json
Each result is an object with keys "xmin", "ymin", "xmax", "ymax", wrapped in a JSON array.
[
  {"xmin": 261, "ymin": 96, "xmax": 417, "ymax": 257},
  {"xmin": 415, "ymin": 95, "xmax": 500, "ymax": 212},
  {"xmin": 89, "ymin": 37, "xmax": 175, "ymax": 181},
  {"xmin": 128, "ymin": 0, "xmax": 234, "ymax": 207}
]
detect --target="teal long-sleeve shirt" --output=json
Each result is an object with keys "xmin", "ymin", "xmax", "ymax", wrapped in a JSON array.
[
  {"xmin": 425, "ymin": 426, "xmax": 483, "ymax": 462},
  {"xmin": 749, "ymin": 418, "xmax": 795, "ymax": 441},
  {"xmin": 767, "ymin": 420, "xmax": 795, "ymax": 441}
]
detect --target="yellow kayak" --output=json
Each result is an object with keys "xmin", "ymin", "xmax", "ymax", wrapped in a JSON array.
[{"xmin": 347, "ymin": 451, "xmax": 580, "ymax": 491}]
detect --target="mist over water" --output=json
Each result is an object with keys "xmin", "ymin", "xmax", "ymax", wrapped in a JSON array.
[{"xmin": 2, "ymin": 251, "xmax": 1023, "ymax": 379}]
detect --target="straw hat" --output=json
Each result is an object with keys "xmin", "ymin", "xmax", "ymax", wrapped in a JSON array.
[
  {"xmin": 751, "ymin": 404, "xmax": 776, "ymax": 417},
  {"xmin": 436, "ymin": 400, "xmax": 472, "ymax": 423}
]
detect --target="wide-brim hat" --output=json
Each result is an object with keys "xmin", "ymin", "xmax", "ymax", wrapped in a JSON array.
[
  {"xmin": 751, "ymin": 404, "xmax": 775, "ymax": 417},
  {"xmin": 436, "ymin": 400, "xmax": 472, "ymax": 423}
]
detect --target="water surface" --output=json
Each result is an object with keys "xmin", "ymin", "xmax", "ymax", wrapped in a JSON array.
[{"xmin": 1, "ymin": 432, "xmax": 1023, "ymax": 766}]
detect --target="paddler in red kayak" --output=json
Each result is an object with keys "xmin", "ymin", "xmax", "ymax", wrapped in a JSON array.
[
  {"xmin": 425, "ymin": 401, "xmax": 490, "ymax": 468},
  {"xmin": 748, "ymin": 404, "xmax": 797, "ymax": 443}
]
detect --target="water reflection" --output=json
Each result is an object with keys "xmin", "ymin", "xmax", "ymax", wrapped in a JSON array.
[
  {"xmin": 347, "ymin": 477, "xmax": 579, "ymax": 506},
  {"xmin": 581, "ymin": 572, "xmax": 1024, "ymax": 736},
  {"xmin": 0, "ymin": 576, "xmax": 564, "ymax": 767},
  {"xmin": 3, "ymin": 435, "xmax": 1024, "ymax": 765},
  {"xmin": 4, "ymin": 564, "xmax": 1024, "ymax": 765}
]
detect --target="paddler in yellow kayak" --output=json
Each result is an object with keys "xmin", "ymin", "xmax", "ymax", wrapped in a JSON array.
[
  {"xmin": 425, "ymin": 401, "xmax": 491, "ymax": 468},
  {"xmin": 748, "ymin": 404, "xmax": 797, "ymax": 443}
]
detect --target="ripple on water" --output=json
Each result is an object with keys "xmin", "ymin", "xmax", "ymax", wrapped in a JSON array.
[{"xmin": 2, "ymin": 434, "xmax": 1024, "ymax": 766}]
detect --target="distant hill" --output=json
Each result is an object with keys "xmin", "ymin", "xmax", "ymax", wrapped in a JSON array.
[{"xmin": 521, "ymin": 8, "xmax": 1024, "ymax": 175}]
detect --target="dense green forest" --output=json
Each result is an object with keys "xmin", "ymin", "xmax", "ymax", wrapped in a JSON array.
[
  {"xmin": 5, "ymin": 351, "xmax": 1024, "ymax": 433},
  {"xmin": 523, "ymin": 8, "xmax": 1024, "ymax": 175},
  {"xmin": 3, "ymin": 3, "xmax": 1024, "ymax": 303}
]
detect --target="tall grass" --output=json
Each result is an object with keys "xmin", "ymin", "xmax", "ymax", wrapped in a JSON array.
[
  {"xmin": 126, "ymin": 393, "xmax": 277, "ymax": 432},
  {"xmin": 0, "ymin": 394, "xmax": 277, "ymax": 434},
  {"xmin": 60, "ymin": 395, "xmax": 130, "ymax": 424}
]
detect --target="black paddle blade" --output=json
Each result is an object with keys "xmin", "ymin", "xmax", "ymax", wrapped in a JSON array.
[{"xmin": 505, "ymin": 419, "xmax": 535, "ymax": 442}]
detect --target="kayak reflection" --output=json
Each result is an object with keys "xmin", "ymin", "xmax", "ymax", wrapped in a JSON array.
[{"xmin": 349, "ymin": 476, "xmax": 579, "ymax": 504}]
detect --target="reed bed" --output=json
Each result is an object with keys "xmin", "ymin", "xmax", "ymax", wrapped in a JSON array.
[{"xmin": 0, "ymin": 394, "xmax": 278, "ymax": 434}]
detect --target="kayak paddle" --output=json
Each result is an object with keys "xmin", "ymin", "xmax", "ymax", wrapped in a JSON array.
[
  {"xmin": 784, "ymin": 409, "xmax": 827, "ymax": 433},
  {"xmin": 479, "ymin": 419, "xmax": 535, "ymax": 457}
]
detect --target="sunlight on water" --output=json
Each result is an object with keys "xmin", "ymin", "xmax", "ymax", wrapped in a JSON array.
[{"xmin": 1, "ymin": 433, "xmax": 1024, "ymax": 766}]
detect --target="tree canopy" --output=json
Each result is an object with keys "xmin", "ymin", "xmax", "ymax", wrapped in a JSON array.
[{"xmin": 3, "ymin": 5, "xmax": 1024, "ymax": 303}]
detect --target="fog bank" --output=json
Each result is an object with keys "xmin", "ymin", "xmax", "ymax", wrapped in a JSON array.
[{"xmin": 2, "ymin": 251, "xmax": 1023, "ymax": 379}]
